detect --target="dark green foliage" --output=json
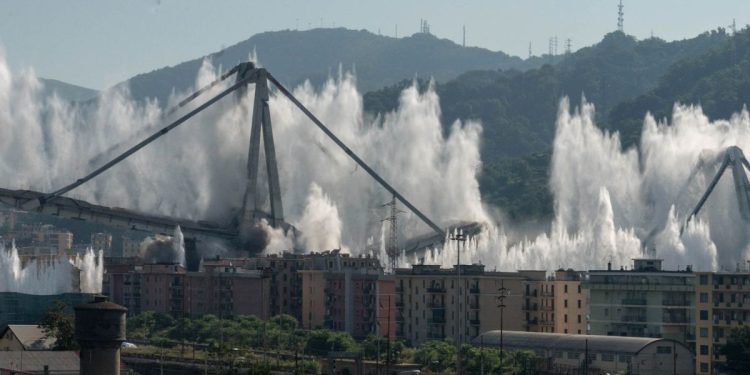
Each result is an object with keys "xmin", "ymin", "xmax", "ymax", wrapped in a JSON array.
[
  {"xmin": 362, "ymin": 29, "xmax": 729, "ymax": 218},
  {"xmin": 40, "ymin": 301, "xmax": 78, "ymax": 350},
  {"xmin": 304, "ymin": 329, "xmax": 358, "ymax": 356},
  {"xmin": 413, "ymin": 339, "xmax": 458, "ymax": 371},
  {"xmin": 722, "ymin": 326, "xmax": 750, "ymax": 374},
  {"xmin": 609, "ymin": 27, "xmax": 750, "ymax": 148}
]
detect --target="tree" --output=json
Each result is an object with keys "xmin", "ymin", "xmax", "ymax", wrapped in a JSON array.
[
  {"xmin": 40, "ymin": 301, "xmax": 77, "ymax": 350},
  {"xmin": 722, "ymin": 326, "xmax": 750, "ymax": 374},
  {"xmin": 414, "ymin": 339, "xmax": 456, "ymax": 372}
]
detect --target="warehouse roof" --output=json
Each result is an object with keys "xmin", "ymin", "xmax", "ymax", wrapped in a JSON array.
[{"xmin": 473, "ymin": 331, "xmax": 681, "ymax": 355}]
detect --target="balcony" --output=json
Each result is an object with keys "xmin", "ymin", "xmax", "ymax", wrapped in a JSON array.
[
  {"xmin": 470, "ymin": 286, "xmax": 480, "ymax": 294},
  {"xmin": 662, "ymin": 300, "xmax": 690, "ymax": 307},
  {"xmin": 469, "ymin": 319, "xmax": 480, "ymax": 326},
  {"xmin": 429, "ymin": 316, "xmax": 446, "ymax": 324},
  {"xmin": 429, "ymin": 301, "xmax": 445, "ymax": 309},
  {"xmin": 427, "ymin": 285, "xmax": 446, "ymax": 293},
  {"xmin": 622, "ymin": 298, "xmax": 647, "ymax": 305},
  {"xmin": 621, "ymin": 315, "xmax": 647, "ymax": 323},
  {"xmin": 524, "ymin": 303, "xmax": 539, "ymax": 311},
  {"xmin": 662, "ymin": 316, "xmax": 690, "ymax": 324}
]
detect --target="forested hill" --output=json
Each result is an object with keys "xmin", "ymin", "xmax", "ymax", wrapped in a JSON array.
[
  {"xmin": 122, "ymin": 28, "xmax": 548, "ymax": 106},
  {"xmin": 608, "ymin": 27, "xmax": 750, "ymax": 148},
  {"xmin": 364, "ymin": 29, "xmax": 730, "ymax": 219}
]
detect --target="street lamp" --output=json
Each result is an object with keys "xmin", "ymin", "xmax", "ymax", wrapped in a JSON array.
[{"xmin": 497, "ymin": 280, "xmax": 510, "ymax": 375}]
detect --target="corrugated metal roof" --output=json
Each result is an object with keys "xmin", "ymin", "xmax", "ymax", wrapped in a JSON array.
[{"xmin": 473, "ymin": 331, "xmax": 677, "ymax": 354}]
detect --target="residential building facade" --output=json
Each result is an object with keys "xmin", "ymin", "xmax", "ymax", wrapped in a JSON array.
[
  {"xmin": 394, "ymin": 264, "xmax": 542, "ymax": 346},
  {"xmin": 694, "ymin": 271, "xmax": 750, "ymax": 374},
  {"xmin": 585, "ymin": 259, "xmax": 695, "ymax": 346}
]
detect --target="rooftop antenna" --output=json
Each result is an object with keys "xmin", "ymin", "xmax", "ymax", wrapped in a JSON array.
[
  {"xmin": 617, "ymin": 0, "xmax": 624, "ymax": 32},
  {"xmin": 381, "ymin": 195, "xmax": 405, "ymax": 273}
]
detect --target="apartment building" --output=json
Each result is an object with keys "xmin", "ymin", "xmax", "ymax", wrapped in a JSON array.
[
  {"xmin": 394, "ymin": 264, "xmax": 543, "ymax": 346},
  {"xmin": 584, "ymin": 259, "xmax": 695, "ymax": 346},
  {"xmin": 300, "ymin": 251, "xmax": 383, "ymax": 338},
  {"xmin": 104, "ymin": 258, "xmax": 272, "ymax": 319},
  {"xmin": 694, "ymin": 271, "xmax": 750, "ymax": 374}
]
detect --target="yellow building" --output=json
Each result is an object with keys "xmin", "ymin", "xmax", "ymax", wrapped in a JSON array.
[
  {"xmin": 522, "ymin": 269, "xmax": 586, "ymax": 335},
  {"xmin": 694, "ymin": 271, "xmax": 750, "ymax": 374},
  {"xmin": 394, "ymin": 264, "xmax": 545, "ymax": 346}
]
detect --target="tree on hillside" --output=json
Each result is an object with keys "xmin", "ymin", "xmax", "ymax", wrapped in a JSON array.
[{"xmin": 40, "ymin": 301, "xmax": 77, "ymax": 350}]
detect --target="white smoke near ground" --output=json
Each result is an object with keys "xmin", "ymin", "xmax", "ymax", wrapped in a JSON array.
[
  {"xmin": 296, "ymin": 183, "xmax": 344, "ymax": 252},
  {"xmin": 1, "ymin": 48, "xmax": 750, "ymax": 273},
  {"xmin": 0, "ymin": 242, "xmax": 102, "ymax": 294}
]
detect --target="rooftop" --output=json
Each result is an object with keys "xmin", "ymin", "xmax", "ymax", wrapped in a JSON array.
[
  {"xmin": 473, "ymin": 331, "xmax": 684, "ymax": 355},
  {"xmin": 0, "ymin": 325, "xmax": 55, "ymax": 350}
]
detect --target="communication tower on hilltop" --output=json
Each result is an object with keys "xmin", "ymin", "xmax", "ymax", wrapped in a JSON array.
[
  {"xmin": 381, "ymin": 195, "xmax": 405, "ymax": 272},
  {"xmin": 617, "ymin": 0, "xmax": 624, "ymax": 32},
  {"xmin": 548, "ymin": 37, "xmax": 554, "ymax": 63},
  {"xmin": 566, "ymin": 38, "xmax": 572, "ymax": 54},
  {"xmin": 528, "ymin": 42, "xmax": 532, "ymax": 58},
  {"xmin": 554, "ymin": 36, "xmax": 559, "ymax": 56},
  {"xmin": 420, "ymin": 19, "xmax": 431, "ymax": 34},
  {"xmin": 463, "ymin": 25, "xmax": 466, "ymax": 47}
]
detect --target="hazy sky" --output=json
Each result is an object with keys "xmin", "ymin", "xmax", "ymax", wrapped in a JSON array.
[{"xmin": 0, "ymin": 0, "xmax": 747, "ymax": 90}]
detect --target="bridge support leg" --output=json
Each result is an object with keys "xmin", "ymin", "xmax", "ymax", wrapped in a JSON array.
[{"xmin": 239, "ymin": 68, "xmax": 285, "ymax": 245}]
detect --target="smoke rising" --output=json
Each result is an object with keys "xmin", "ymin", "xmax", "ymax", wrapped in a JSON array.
[
  {"xmin": 140, "ymin": 226, "xmax": 186, "ymax": 265},
  {"xmin": 1, "ymin": 48, "xmax": 749, "ymax": 272}
]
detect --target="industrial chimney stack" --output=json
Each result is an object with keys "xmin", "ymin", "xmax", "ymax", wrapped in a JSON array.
[{"xmin": 75, "ymin": 296, "xmax": 127, "ymax": 375}]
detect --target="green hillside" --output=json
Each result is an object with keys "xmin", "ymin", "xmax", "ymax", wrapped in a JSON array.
[
  {"xmin": 123, "ymin": 28, "xmax": 548, "ymax": 106},
  {"xmin": 365, "ymin": 29, "xmax": 731, "ymax": 219}
]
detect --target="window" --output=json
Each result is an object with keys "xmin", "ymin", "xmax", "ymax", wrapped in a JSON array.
[
  {"xmin": 601, "ymin": 353, "xmax": 614, "ymax": 362},
  {"xmin": 619, "ymin": 354, "xmax": 631, "ymax": 363},
  {"xmin": 700, "ymin": 274, "xmax": 708, "ymax": 285},
  {"xmin": 564, "ymin": 300, "xmax": 568, "ymax": 308},
  {"xmin": 564, "ymin": 314, "xmax": 568, "ymax": 323},
  {"xmin": 656, "ymin": 346, "xmax": 672, "ymax": 354},
  {"xmin": 578, "ymin": 285, "xmax": 581, "ymax": 293},
  {"xmin": 700, "ymin": 310, "xmax": 709, "ymax": 320},
  {"xmin": 700, "ymin": 293, "xmax": 709, "ymax": 303},
  {"xmin": 701, "ymin": 362, "xmax": 709, "ymax": 372},
  {"xmin": 700, "ymin": 327, "xmax": 709, "ymax": 337},
  {"xmin": 578, "ymin": 300, "xmax": 581, "ymax": 308},
  {"xmin": 577, "ymin": 315, "xmax": 582, "ymax": 323},
  {"xmin": 700, "ymin": 345, "xmax": 709, "ymax": 355},
  {"xmin": 564, "ymin": 285, "xmax": 568, "ymax": 293},
  {"xmin": 568, "ymin": 351, "xmax": 580, "ymax": 359}
]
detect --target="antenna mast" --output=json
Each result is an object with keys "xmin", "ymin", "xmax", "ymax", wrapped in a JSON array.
[
  {"xmin": 381, "ymin": 195, "xmax": 404, "ymax": 272},
  {"xmin": 617, "ymin": 0, "xmax": 624, "ymax": 32}
]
